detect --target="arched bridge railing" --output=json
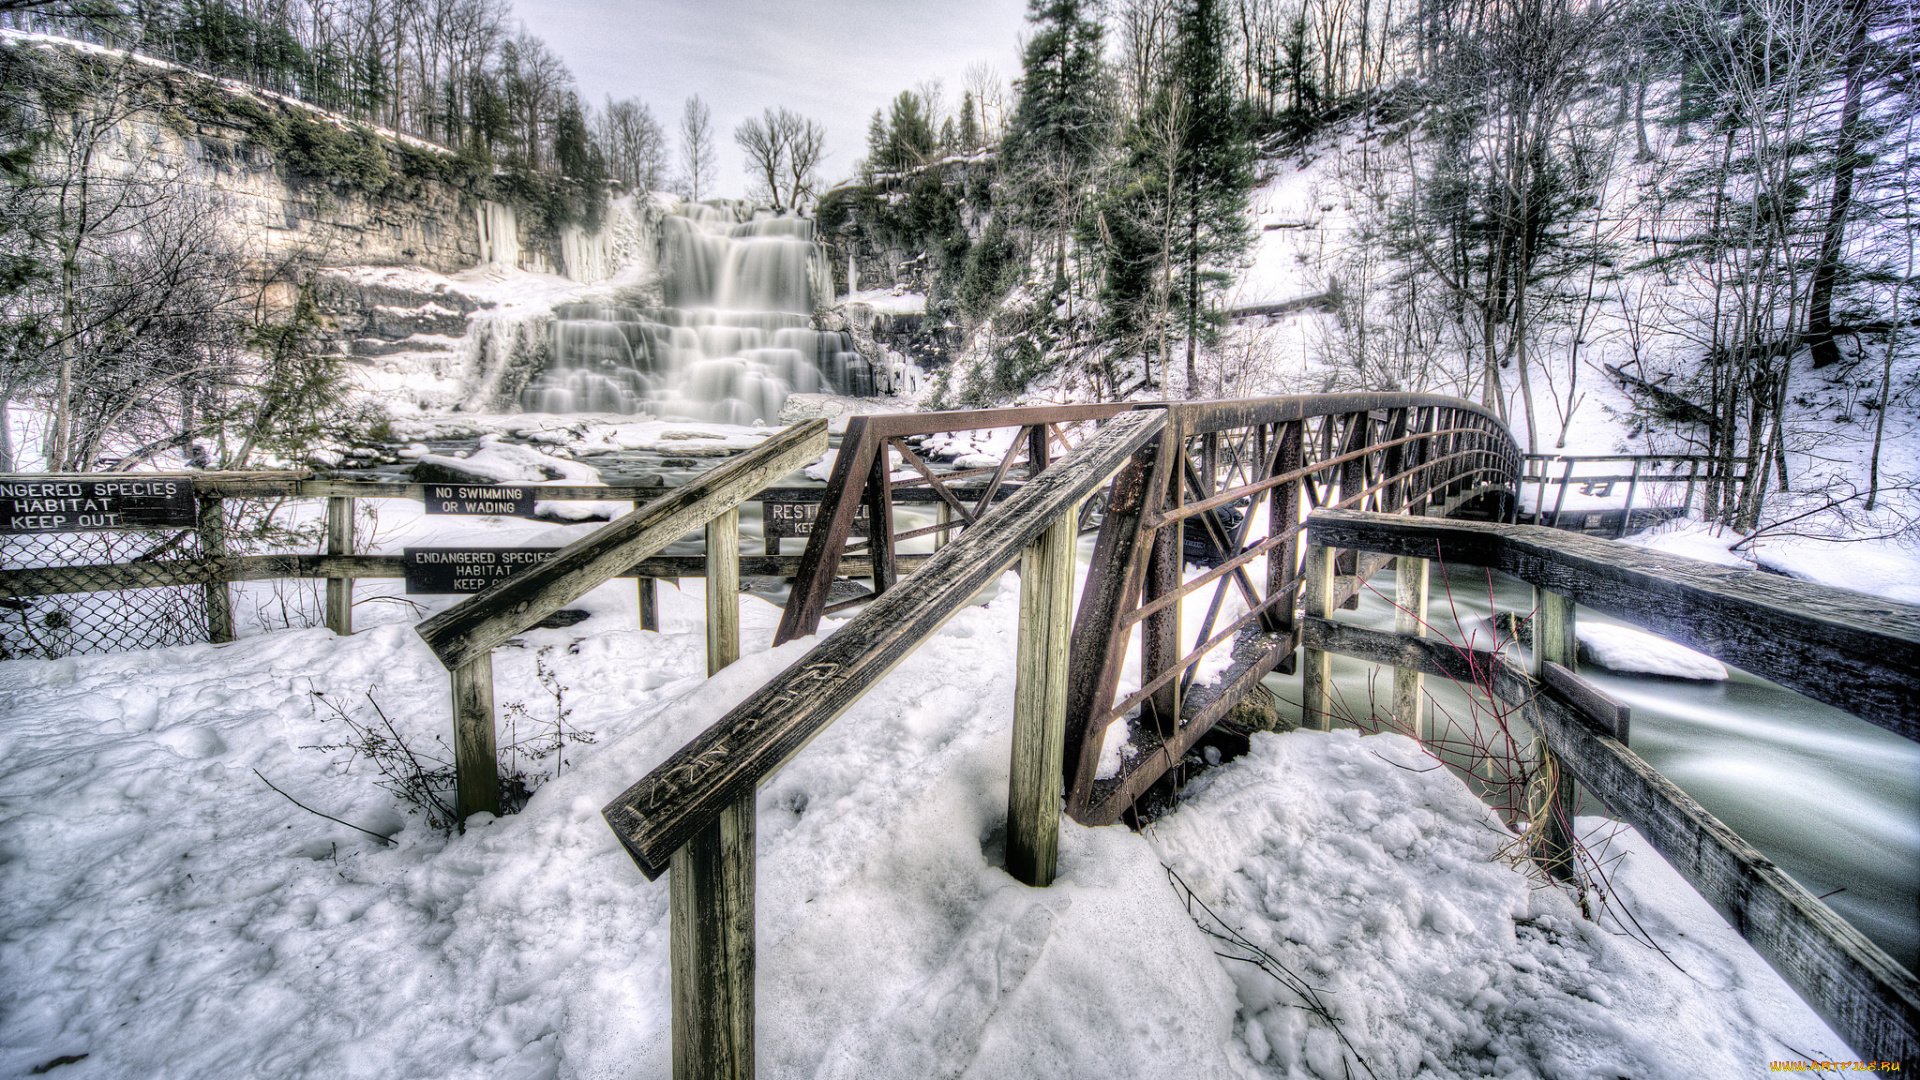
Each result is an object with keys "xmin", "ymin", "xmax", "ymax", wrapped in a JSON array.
[{"xmin": 1060, "ymin": 394, "xmax": 1521, "ymax": 825}]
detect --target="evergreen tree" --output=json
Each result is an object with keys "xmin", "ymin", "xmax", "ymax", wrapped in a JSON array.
[
  {"xmin": 958, "ymin": 90, "xmax": 981, "ymax": 151},
  {"xmin": 1001, "ymin": 0, "xmax": 1108, "ymax": 286},
  {"xmin": 1164, "ymin": 0, "xmax": 1256, "ymax": 394}
]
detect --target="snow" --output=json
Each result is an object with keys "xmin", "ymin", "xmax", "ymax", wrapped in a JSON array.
[
  {"xmin": 0, "ymin": 565, "xmax": 1850, "ymax": 1076},
  {"xmin": 842, "ymin": 287, "xmax": 929, "ymax": 315},
  {"xmin": 1578, "ymin": 622, "xmax": 1730, "ymax": 681},
  {"xmin": 1155, "ymin": 732, "xmax": 1848, "ymax": 1076}
]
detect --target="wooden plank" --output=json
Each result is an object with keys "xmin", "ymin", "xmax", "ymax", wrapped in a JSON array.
[
  {"xmin": 196, "ymin": 496, "xmax": 232, "ymax": 643},
  {"xmin": 1007, "ymin": 504, "xmax": 1077, "ymax": 887},
  {"xmin": 1541, "ymin": 660, "xmax": 1629, "ymax": 743},
  {"xmin": 601, "ymin": 410, "xmax": 1166, "ymax": 880},
  {"xmin": 416, "ymin": 421, "xmax": 827, "ymax": 672},
  {"xmin": 452, "ymin": 653, "xmax": 498, "ymax": 819},
  {"xmin": 670, "ymin": 793, "xmax": 754, "ymax": 1080},
  {"xmin": 707, "ymin": 509, "xmax": 740, "ymax": 675},
  {"xmin": 1061, "ymin": 451, "xmax": 1164, "ymax": 821},
  {"xmin": 773, "ymin": 416, "xmax": 878, "ymax": 646},
  {"xmin": 1531, "ymin": 589, "xmax": 1579, "ymax": 882},
  {"xmin": 1394, "ymin": 556, "xmax": 1429, "ymax": 741},
  {"xmin": 325, "ymin": 496, "xmax": 354, "ymax": 635},
  {"xmin": 1305, "ymin": 509, "xmax": 1920, "ymax": 739},
  {"xmin": 640, "ymin": 576, "xmax": 660, "ymax": 632},
  {"xmin": 1301, "ymin": 544, "xmax": 1335, "ymax": 731}
]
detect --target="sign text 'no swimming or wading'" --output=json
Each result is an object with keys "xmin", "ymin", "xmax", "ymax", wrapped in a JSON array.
[{"xmin": 422, "ymin": 485, "xmax": 537, "ymax": 517}]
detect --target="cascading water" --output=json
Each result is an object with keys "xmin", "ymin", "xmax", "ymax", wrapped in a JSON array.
[{"xmin": 519, "ymin": 203, "xmax": 874, "ymax": 424}]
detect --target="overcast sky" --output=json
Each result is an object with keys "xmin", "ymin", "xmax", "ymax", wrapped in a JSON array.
[{"xmin": 511, "ymin": 0, "xmax": 1034, "ymax": 199}]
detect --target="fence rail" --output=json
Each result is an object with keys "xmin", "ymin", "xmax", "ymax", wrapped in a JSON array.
[
  {"xmin": 1302, "ymin": 507, "xmax": 1920, "ymax": 1064},
  {"xmin": 405, "ymin": 420, "xmax": 828, "ymax": 820}
]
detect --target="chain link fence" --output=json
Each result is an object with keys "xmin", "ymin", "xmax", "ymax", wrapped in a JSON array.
[{"xmin": 0, "ymin": 527, "xmax": 212, "ymax": 660}]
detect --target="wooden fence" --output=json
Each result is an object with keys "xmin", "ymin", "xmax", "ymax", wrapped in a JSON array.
[
  {"xmin": 1518, "ymin": 453, "xmax": 1753, "ymax": 537},
  {"xmin": 1302, "ymin": 507, "xmax": 1920, "ymax": 1064}
]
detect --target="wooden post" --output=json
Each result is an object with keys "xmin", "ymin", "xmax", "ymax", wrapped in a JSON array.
[
  {"xmin": 639, "ymin": 577, "xmax": 660, "ymax": 632},
  {"xmin": 452, "ymin": 653, "xmax": 498, "ymax": 820},
  {"xmin": 670, "ymin": 793, "xmax": 754, "ymax": 1080},
  {"xmin": 675, "ymin": 504, "xmax": 752, "ymax": 1079},
  {"xmin": 1683, "ymin": 459, "xmax": 1699, "ymax": 516},
  {"xmin": 1301, "ymin": 543, "xmax": 1335, "ymax": 731},
  {"xmin": 1394, "ymin": 555, "xmax": 1429, "ymax": 742},
  {"xmin": 1007, "ymin": 503, "xmax": 1077, "ymax": 888},
  {"xmin": 325, "ymin": 495, "xmax": 354, "ymax": 635},
  {"xmin": 1615, "ymin": 458, "xmax": 1643, "ymax": 539},
  {"xmin": 640, "ymin": 497, "xmax": 663, "ymax": 632},
  {"xmin": 1530, "ymin": 588, "xmax": 1580, "ymax": 883},
  {"xmin": 934, "ymin": 500, "xmax": 952, "ymax": 551},
  {"xmin": 707, "ymin": 509, "xmax": 740, "ymax": 674},
  {"xmin": 196, "ymin": 495, "xmax": 233, "ymax": 643}
]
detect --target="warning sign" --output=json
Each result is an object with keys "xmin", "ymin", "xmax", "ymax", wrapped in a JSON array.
[
  {"xmin": 421, "ymin": 485, "xmax": 536, "ymax": 517},
  {"xmin": 402, "ymin": 547, "xmax": 557, "ymax": 594},
  {"xmin": 0, "ymin": 477, "xmax": 197, "ymax": 533},
  {"xmin": 761, "ymin": 495, "xmax": 870, "ymax": 539}
]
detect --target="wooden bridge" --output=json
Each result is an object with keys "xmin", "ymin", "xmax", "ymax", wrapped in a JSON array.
[{"xmin": 3, "ymin": 393, "xmax": 1915, "ymax": 1073}]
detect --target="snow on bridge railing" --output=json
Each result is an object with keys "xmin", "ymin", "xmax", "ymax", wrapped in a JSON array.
[{"xmin": 1301, "ymin": 507, "xmax": 1920, "ymax": 1065}]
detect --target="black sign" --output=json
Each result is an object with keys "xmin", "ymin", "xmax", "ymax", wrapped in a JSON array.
[
  {"xmin": 403, "ymin": 547, "xmax": 558, "ymax": 594},
  {"xmin": 761, "ymin": 496, "xmax": 870, "ymax": 539},
  {"xmin": 422, "ymin": 485, "xmax": 537, "ymax": 517},
  {"xmin": 0, "ymin": 477, "xmax": 197, "ymax": 533}
]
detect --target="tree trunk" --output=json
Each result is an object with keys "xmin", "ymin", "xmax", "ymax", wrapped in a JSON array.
[
  {"xmin": 1806, "ymin": 0, "xmax": 1871, "ymax": 369},
  {"xmin": 1185, "ymin": 194, "xmax": 1199, "ymax": 397}
]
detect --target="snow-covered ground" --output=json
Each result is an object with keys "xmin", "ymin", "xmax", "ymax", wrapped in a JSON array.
[{"xmin": 0, "ymin": 497, "xmax": 1865, "ymax": 1079}]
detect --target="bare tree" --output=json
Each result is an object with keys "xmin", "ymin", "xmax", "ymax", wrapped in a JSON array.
[
  {"xmin": 677, "ymin": 94, "xmax": 715, "ymax": 201},
  {"xmin": 735, "ymin": 106, "xmax": 826, "ymax": 212},
  {"xmin": 597, "ymin": 94, "xmax": 668, "ymax": 194}
]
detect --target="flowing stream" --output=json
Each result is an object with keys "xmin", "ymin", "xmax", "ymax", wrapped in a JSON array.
[
  {"xmin": 518, "ymin": 204, "xmax": 873, "ymax": 423},
  {"xmin": 1256, "ymin": 562, "xmax": 1920, "ymax": 974}
]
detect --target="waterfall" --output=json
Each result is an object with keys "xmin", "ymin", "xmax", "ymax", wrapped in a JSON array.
[
  {"xmin": 518, "ymin": 202, "xmax": 875, "ymax": 424},
  {"xmin": 475, "ymin": 201, "xmax": 520, "ymax": 268}
]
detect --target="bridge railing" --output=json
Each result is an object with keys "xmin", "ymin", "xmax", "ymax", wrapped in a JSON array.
[
  {"xmin": 773, "ymin": 402, "xmax": 1136, "ymax": 645},
  {"xmin": 410, "ymin": 420, "xmax": 829, "ymax": 820},
  {"xmin": 1062, "ymin": 394, "xmax": 1522, "ymax": 826},
  {"xmin": 1302, "ymin": 507, "xmax": 1920, "ymax": 1064},
  {"xmin": 600, "ymin": 409, "xmax": 1167, "ymax": 1078},
  {"xmin": 1519, "ymin": 452, "xmax": 1753, "ymax": 537}
]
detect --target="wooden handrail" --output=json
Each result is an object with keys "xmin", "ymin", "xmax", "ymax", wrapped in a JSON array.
[
  {"xmin": 601, "ymin": 409, "xmax": 1168, "ymax": 880},
  {"xmin": 414, "ymin": 421, "xmax": 828, "ymax": 672},
  {"xmin": 1305, "ymin": 508, "xmax": 1920, "ymax": 737}
]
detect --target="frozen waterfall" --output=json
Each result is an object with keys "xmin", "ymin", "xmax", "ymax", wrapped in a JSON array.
[{"xmin": 518, "ymin": 203, "xmax": 873, "ymax": 424}]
